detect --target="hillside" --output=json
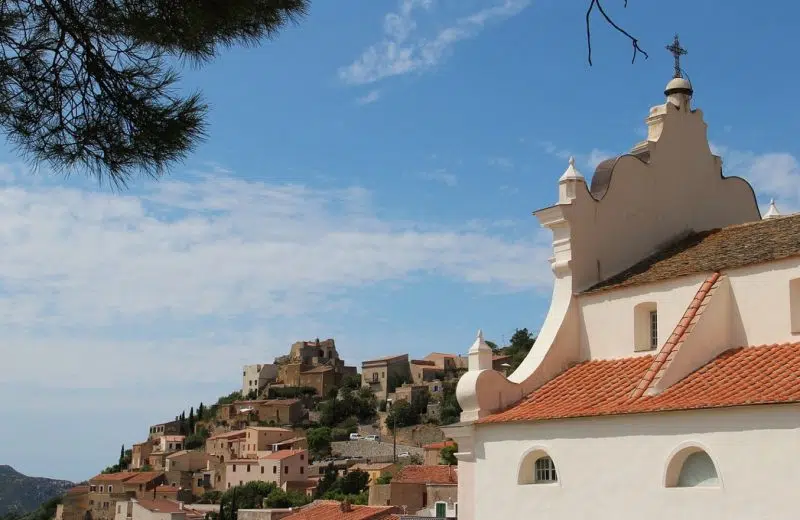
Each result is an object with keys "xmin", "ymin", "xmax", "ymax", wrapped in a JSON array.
[{"xmin": 0, "ymin": 466, "xmax": 74, "ymax": 516}]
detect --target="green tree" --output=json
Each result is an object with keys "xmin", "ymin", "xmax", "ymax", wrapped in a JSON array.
[
  {"xmin": 314, "ymin": 464, "xmax": 339, "ymax": 498},
  {"xmin": 306, "ymin": 426, "xmax": 332, "ymax": 458},
  {"xmin": 0, "ymin": 0, "xmax": 309, "ymax": 185},
  {"xmin": 440, "ymin": 381, "xmax": 462, "ymax": 426},
  {"xmin": 386, "ymin": 399, "xmax": 418, "ymax": 430},
  {"xmin": 376, "ymin": 474, "xmax": 393, "ymax": 485},
  {"xmin": 185, "ymin": 427, "xmax": 210, "ymax": 450},
  {"xmin": 338, "ymin": 470, "xmax": 369, "ymax": 495},
  {"xmin": 118, "ymin": 444, "xmax": 125, "ymax": 468},
  {"xmin": 198, "ymin": 402, "xmax": 206, "ymax": 421},
  {"xmin": 504, "ymin": 328, "xmax": 537, "ymax": 372},
  {"xmin": 440, "ymin": 443, "xmax": 459, "ymax": 465},
  {"xmin": 189, "ymin": 407, "xmax": 195, "ymax": 434},
  {"xmin": 342, "ymin": 374, "xmax": 361, "ymax": 390}
]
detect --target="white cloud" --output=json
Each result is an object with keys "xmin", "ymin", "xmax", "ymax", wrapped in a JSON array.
[
  {"xmin": 338, "ymin": 0, "xmax": 530, "ymax": 86},
  {"xmin": 0, "ymin": 163, "xmax": 554, "ymax": 391},
  {"xmin": 539, "ymin": 141, "xmax": 612, "ymax": 172},
  {"xmin": 488, "ymin": 157, "xmax": 514, "ymax": 170},
  {"xmin": 416, "ymin": 168, "xmax": 458, "ymax": 186},
  {"xmin": 711, "ymin": 143, "xmax": 800, "ymax": 214},
  {"xmin": 357, "ymin": 90, "xmax": 381, "ymax": 105}
]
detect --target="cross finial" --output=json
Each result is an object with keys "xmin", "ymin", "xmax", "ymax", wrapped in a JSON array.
[{"xmin": 665, "ymin": 34, "xmax": 687, "ymax": 79}]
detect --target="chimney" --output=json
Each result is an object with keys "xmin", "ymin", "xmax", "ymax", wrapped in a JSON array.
[{"xmin": 339, "ymin": 499, "xmax": 352, "ymax": 513}]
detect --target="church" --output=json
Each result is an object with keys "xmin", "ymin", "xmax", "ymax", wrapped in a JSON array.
[{"xmin": 444, "ymin": 38, "xmax": 800, "ymax": 520}]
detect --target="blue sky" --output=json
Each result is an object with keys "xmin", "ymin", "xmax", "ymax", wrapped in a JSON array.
[{"xmin": 2, "ymin": 0, "xmax": 800, "ymax": 482}]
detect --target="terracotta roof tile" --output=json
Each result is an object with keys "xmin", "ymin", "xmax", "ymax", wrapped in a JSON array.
[
  {"xmin": 89, "ymin": 472, "xmax": 137, "ymax": 483},
  {"xmin": 479, "ymin": 343, "xmax": 800, "ymax": 424},
  {"xmin": 282, "ymin": 500, "xmax": 399, "ymax": 520},
  {"xmin": 585, "ymin": 213, "xmax": 800, "ymax": 294},
  {"xmin": 422, "ymin": 441, "xmax": 456, "ymax": 450},
  {"xmin": 123, "ymin": 471, "xmax": 165, "ymax": 484},
  {"xmin": 393, "ymin": 465, "xmax": 457, "ymax": 485},
  {"xmin": 208, "ymin": 430, "xmax": 246, "ymax": 440},
  {"xmin": 261, "ymin": 449, "xmax": 305, "ymax": 460}
]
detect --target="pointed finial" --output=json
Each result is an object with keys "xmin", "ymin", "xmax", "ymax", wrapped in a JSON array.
[
  {"xmin": 764, "ymin": 199, "xmax": 782, "ymax": 219},
  {"xmin": 559, "ymin": 156, "xmax": 584, "ymax": 183},
  {"xmin": 477, "ymin": 329, "xmax": 484, "ymax": 341}
]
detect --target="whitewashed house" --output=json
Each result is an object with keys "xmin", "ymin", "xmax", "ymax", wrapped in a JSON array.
[{"xmin": 445, "ymin": 41, "xmax": 800, "ymax": 520}]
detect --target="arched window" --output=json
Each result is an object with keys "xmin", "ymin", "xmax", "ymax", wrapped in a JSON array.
[
  {"xmin": 518, "ymin": 449, "xmax": 559, "ymax": 485},
  {"xmin": 665, "ymin": 446, "xmax": 720, "ymax": 488},
  {"xmin": 534, "ymin": 456, "xmax": 557, "ymax": 483}
]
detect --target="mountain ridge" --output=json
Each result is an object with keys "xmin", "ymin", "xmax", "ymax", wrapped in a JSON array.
[{"xmin": 0, "ymin": 465, "xmax": 75, "ymax": 516}]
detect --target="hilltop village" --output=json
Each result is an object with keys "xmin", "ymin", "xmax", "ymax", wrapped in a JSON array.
[{"xmin": 55, "ymin": 336, "xmax": 529, "ymax": 520}]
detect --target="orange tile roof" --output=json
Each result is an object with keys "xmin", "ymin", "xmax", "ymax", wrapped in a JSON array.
[
  {"xmin": 67, "ymin": 486, "xmax": 90, "ymax": 495},
  {"xmin": 208, "ymin": 430, "xmax": 246, "ymax": 440},
  {"xmin": 631, "ymin": 272, "xmax": 722, "ymax": 399},
  {"xmin": 479, "ymin": 343, "xmax": 800, "ymax": 424},
  {"xmin": 135, "ymin": 499, "xmax": 184, "ymax": 514},
  {"xmin": 262, "ymin": 449, "xmax": 306, "ymax": 461},
  {"xmin": 282, "ymin": 500, "xmax": 399, "ymax": 520},
  {"xmin": 123, "ymin": 471, "xmax": 165, "ymax": 484},
  {"xmin": 422, "ymin": 440, "xmax": 456, "ymax": 450},
  {"xmin": 393, "ymin": 465, "xmax": 457, "ymax": 485},
  {"xmin": 89, "ymin": 472, "xmax": 136, "ymax": 483}
]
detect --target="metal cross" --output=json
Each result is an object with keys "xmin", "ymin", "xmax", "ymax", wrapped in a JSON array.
[{"xmin": 665, "ymin": 34, "xmax": 687, "ymax": 78}]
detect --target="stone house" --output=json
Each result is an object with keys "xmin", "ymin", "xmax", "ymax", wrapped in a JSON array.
[
  {"xmin": 148, "ymin": 420, "xmax": 182, "ymax": 440},
  {"xmin": 164, "ymin": 451, "xmax": 219, "ymax": 473},
  {"xmin": 205, "ymin": 430, "xmax": 246, "ymax": 462},
  {"xmin": 156, "ymin": 436, "xmax": 185, "ymax": 453},
  {"xmin": 131, "ymin": 441, "xmax": 154, "ymax": 470},
  {"xmin": 421, "ymin": 441, "xmax": 456, "ymax": 466},
  {"xmin": 242, "ymin": 363, "xmax": 278, "ymax": 397},
  {"xmin": 391, "ymin": 384, "xmax": 428, "ymax": 409},
  {"xmin": 387, "ymin": 465, "xmax": 457, "ymax": 516},
  {"xmin": 219, "ymin": 399, "xmax": 304, "ymax": 426},
  {"xmin": 447, "ymin": 50, "xmax": 800, "ymax": 520},
  {"xmin": 224, "ymin": 450, "xmax": 309, "ymax": 490},
  {"xmin": 241, "ymin": 427, "xmax": 296, "ymax": 458},
  {"xmin": 408, "ymin": 360, "xmax": 441, "ymax": 385},
  {"xmin": 87, "ymin": 474, "xmax": 139, "ymax": 520},
  {"xmin": 120, "ymin": 472, "xmax": 167, "ymax": 498},
  {"xmin": 60, "ymin": 486, "xmax": 90, "ymax": 520},
  {"xmin": 361, "ymin": 354, "xmax": 410, "ymax": 401}
]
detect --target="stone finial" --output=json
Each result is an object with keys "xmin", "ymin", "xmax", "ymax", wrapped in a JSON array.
[
  {"xmin": 764, "ymin": 199, "xmax": 782, "ymax": 219},
  {"xmin": 468, "ymin": 328, "xmax": 493, "ymax": 371},
  {"xmin": 559, "ymin": 156, "xmax": 584, "ymax": 183}
]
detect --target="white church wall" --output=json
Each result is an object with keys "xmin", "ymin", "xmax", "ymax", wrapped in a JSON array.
[
  {"xmin": 578, "ymin": 256, "xmax": 800, "ymax": 362},
  {"xmin": 726, "ymin": 256, "xmax": 800, "ymax": 347},
  {"xmin": 578, "ymin": 273, "xmax": 707, "ymax": 360},
  {"xmin": 473, "ymin": 404, "xmax": 800, "ymax": 520}
]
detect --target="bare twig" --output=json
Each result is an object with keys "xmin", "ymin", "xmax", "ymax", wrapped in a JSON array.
[{"xmin": 586, "ymin": 0, "xmax": 648, "ymax": 66}]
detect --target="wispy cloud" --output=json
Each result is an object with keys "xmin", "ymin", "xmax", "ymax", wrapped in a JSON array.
[
  {"xmin": 357, "ymin": 90, "xmax": 381, "ymax": 105},
  {"xmin": 712, "ymin": 143, "xmax": 800, "ymax": 214},
  {"xmin": 0, "ymin": 162, "xmax": 557, "ymax": 392},
  {"xmin": 488, "ymin": 157, "xmax": 514, "ymax": 170},
  {"xmin": 338, "ymin": 0, "xmax": 530, "ymax": 86},
  {"xmin": 417, "ymin": 168, "xmax": 458, "ymax": 186},
  {"xmin": 539, "ymin": 141, "xmax": 612, "ymax": 172}
]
